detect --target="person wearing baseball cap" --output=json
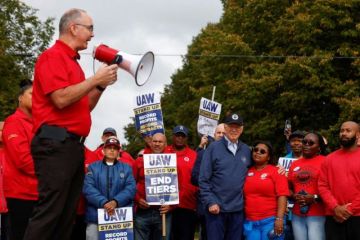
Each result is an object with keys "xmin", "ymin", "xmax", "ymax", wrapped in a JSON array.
[
  {"xmin": 93, "ymin": 127, "xmax": 136, "ymax": 178},
  {"xmin": 83, "ymin": 136, "xmax": 136, "ymax": 239},
  {"xmin": 199, "ymin": 113, "xmax": 251, "ymax": 240},
  {"xmin": 170, "ymin": 125, "xmax": 198, "ymax": 240}
]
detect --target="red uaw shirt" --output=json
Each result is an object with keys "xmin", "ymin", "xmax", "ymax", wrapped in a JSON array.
[
  {"xmin": 318, "ymin": 148, "xmax": 360, "ymax": 216},
  {"xmin": 3, "ymin": 108, "xmax": 38, "ymax": 200},
  {"xmin": 0, "ymin": 148, "xmax": 7, "ymax": 213},
  {"xmin": 170, "ymin": 146, "xmax": 198, "ymax": 210},
  {"xmin": 32, "ymin": 40, "xmax": 91, "ymax": 137},
  {"xmin": 134, "ymin": 146, "xmax": 173, "ymax": 205},
  {"xmin": 94, "ymin": 145, "xmax": 137, "ymax": 178},
  {"xmin": 288, "ymin": 155, "xmax": 326, "ymax": 216},
  {"xmin": 244, "ymin": 165, "xmax": 289, "ymax": 220}
]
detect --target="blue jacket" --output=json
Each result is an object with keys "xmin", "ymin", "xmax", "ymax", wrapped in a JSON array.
[
  {"xmin": 199, "ymin": 137, "xmax": 251, "ymax": 213},
  {"xmin": 83, "ymin": 160, "xmax": 136, "ymax": 223}
]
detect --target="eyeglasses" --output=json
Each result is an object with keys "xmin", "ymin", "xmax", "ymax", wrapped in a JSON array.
[
  {"xmin": 75, "ymin": 23, "xmax": 94, "ymax": 32},
  {"xmin": 302, "ymin": 139, "xmax": 315, "ymax": 146},
  {"xmin": 253, "ymin": 147, "xmax": 267, "ymax": 155}
]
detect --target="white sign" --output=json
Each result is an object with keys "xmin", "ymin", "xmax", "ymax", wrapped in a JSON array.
[
  {"xmin": 197, "ymin": 97, "xmax": 222, "ymax": 137},
  {"xmin": 278, "ymin": 157, "xmax": 297, "ymax": 172},
  {"xmin": 143, "ymin": 153, "xmax": 179, "ymax": 205},
  {"xmin": 97, "ymin": 207, "xmax": 134, "ymax": 240}
]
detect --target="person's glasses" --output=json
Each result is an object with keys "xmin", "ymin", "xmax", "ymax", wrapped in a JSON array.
[
  {"xmin": 302, "ymin": 139, "xmax": 315, "ymax": 146},
  {"xmin": 75, "ymin": 23, "xmax": 94, "ymax": 32},
  {"xmin": 253, "ymin": 147, "xmax": 267, "ymax": 155}
]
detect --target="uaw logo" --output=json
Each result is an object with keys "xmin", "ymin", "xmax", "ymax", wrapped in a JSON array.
[
  {"xmin": 184, "ymin": 157, "xmax": 189, "ymax": 162},
  {"xmin": 180, "ymin": 126, "xmax": 184, "ymax": 130},
  {"xmin": 232, "ymin": 114, "xmax": 239, "ymax": 120},
  {"xmin": 260, "ymin": 173, "xmax": 268, "ymax": 180}
]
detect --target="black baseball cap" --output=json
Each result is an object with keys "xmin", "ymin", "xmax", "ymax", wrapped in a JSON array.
[{"xmin": 224, "ymin": 113, "xmax": 243, "ymax": 125}]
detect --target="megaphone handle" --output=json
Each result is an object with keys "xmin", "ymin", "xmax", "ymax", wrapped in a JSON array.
[{"xmin": 112, "ymin": 55, "xmax": 123, "ymax": 64}]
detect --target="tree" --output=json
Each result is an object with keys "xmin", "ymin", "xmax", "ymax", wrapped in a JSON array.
[
  {"xmin": 124, "ymin": 0, "xmax": 360, "ymax": 154},
  {"xmin": 0, "ymin": 0, "xmax": 54, "ymax": 119}
]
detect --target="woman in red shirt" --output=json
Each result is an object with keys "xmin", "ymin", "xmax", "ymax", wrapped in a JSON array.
[
  {"xmin": 288, "ymin": 132, "xmax": 327, "ymax": 240},
  {"xmin": 244, "ymin": 141, "xmax": 289, "ymax": 240}
]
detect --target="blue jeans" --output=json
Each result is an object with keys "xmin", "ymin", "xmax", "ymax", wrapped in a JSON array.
[
  {"xmin": 291, "ymin": 214, "xmax": 325, "ymax": 240},
  {"xmin": 134, "ymin": 208, "xmax": 172, "ymax": 240},
  {"xmin": 244, "ymin": 216, "xmax": 284, "ymax": 240}
]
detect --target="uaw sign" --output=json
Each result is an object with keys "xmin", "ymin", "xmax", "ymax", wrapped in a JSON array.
[
  {"xmin": 197, "ymin": 97, "xmax": 222, "ymax": 137},
  {"xmin": 278, "ymin": 157, "xmax": 297, "ymax": 173},
  {"xmin": 133, "ymin": 92, "xmax": 164, "ymax": 137},
  {"xmin": 143, "ymin": 153, "xmax": 179, "ymax": 205},
  {"xmin": 98, "ymin": 207, "xmax": 133, "ymax": 240}
]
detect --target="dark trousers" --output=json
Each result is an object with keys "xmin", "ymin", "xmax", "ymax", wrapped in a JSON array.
[
  {"xmin": 71, "ymin": 214, "xmax": 86, "ymax": 240},
  {"xmin": 205, "ymin": 211, "xmax": 244, "ymax": 240},
  {"xmin": 325, "ymin": 216, "xmax": 360, "ymax": 240},
  {"xmin": 1, "ymin": 213, "xmax": 9, "ymax": 240},
  {"xmin": 24, "ymin": 136, "xmax": 85, "ymax": 240},
  {"xmin": 6, "ymin": 198, "xmax": 36, "ymax": 240},
  {"xmin": 171, "ymin": 208, "xmax": 198, "ymax": 240}
]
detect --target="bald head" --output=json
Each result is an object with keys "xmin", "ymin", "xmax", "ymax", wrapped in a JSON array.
[
  {"xmin": 151, "ymin": 133, "xmax": 167, "ymax": 153},
  {"xmin": 340, "ymin": 121, "xmax": 360, "ymax": 149},
  {"xmin": 59, "ymin": 8, "xmax": 87, "ymax": 35},
  {"xmin": 214, "ymin": 123, "xmax": 225, "ymax": 140}
]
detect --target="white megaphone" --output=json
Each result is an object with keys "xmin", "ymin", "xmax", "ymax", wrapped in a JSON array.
[{"xmin": 93, "ymin": 44, "xmax": 154, "ymax": 86}]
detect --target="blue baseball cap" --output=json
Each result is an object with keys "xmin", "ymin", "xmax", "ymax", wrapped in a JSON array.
[{"xmin": 173, "ymin": 125, "xmax": 189, "ymax": 137}]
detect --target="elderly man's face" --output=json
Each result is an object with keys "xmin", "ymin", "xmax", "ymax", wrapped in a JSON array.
[{"xmin": 224, "ymin": 123, "xmax": 243, "ymax": 143}]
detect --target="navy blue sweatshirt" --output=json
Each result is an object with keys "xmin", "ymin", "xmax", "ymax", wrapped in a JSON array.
[{"xmin": 199, "ymin": 137, "xmax": 251, "ymax": 213}]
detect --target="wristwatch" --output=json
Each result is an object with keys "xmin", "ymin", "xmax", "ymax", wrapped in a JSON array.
[{"xmin": 313, "ymin": 194, "xmax": 320, "ymax": 202}]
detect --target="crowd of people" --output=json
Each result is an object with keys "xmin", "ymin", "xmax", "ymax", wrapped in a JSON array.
[{"xmin": 0, "ymin": 7, "xmax": 359, "ymax": 240}]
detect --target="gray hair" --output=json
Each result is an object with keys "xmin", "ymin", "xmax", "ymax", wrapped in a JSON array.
[{"xmin": 59, "ymin": 8, "xmax": 87, "ymax": 34}]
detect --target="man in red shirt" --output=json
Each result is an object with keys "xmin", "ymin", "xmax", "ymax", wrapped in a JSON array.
[
  {"xmin": 318, "ymin": 121, "xmax": 360, "ymax": 240},
  {"xmin": 3, "ymin": 80, "xmax": 37, "ymax": 240},
  {"xmin": 25, "ymin": 8, "xmax": 118, "ymax": 240},
  {"xmin": 134, "ymin": 133, "xmax": 172, "ymax": 240},
  {"xmin": 169, "ymin": 125, "xmax": 198, "ymax": 240}
]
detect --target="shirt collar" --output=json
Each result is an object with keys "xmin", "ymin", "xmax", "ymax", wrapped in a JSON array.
[
  {"xmin": 55, "ymin": 40, "xmax": 81, "ymax": 60},
  {"xmin": 224, "ymin": 135, "xmax": 238, "ymax": 146}
]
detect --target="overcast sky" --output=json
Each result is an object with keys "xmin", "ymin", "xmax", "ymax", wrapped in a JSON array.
[{"xmin": 21, "ymin": 0, "xmax": 223, "ymax": 150}]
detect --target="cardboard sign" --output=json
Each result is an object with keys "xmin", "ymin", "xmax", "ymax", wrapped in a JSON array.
[
  {"xmin": 143, "ymin": 153, "xmax": 179, "ymax": 205},
  {"xmin": 98, "ymin": 207, "xmax": 133, "ymax": 240},
  {"xmin": 134, "ymin": 92, "xmax": 164, "ymax": 137},
  {"xmin": 197, "ymin": 97, "xmax": 222, "ymax": 137}
]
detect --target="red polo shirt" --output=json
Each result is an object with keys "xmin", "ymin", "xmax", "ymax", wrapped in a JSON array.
[{"xmin": 32, "ymin": 40, "xmax": 91, "ymax": 137}]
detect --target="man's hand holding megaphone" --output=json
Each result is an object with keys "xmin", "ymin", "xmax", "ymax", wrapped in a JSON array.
[{"xmin": 92, "ymin": 64, "xmax": 119, "ymax": 89}]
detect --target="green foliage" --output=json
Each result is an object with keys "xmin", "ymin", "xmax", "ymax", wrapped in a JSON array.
[
  {"xmin": 124, "ymin": 0, "xmax": 360, "ymax": 155},
  {"xmin": 0, "ymin": 0, "xmax": 54, "ymax": 119}
]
